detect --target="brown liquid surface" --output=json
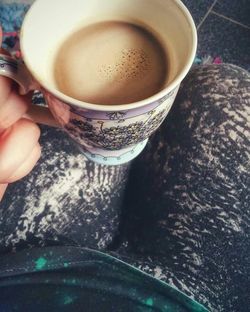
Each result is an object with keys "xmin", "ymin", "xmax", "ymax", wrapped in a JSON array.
[{"xmin": 53, "ymin": 21, "xmax": 168, "ymax": 105}]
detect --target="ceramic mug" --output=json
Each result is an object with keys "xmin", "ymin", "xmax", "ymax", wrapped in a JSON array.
[{"xmin": 0, "ymin": 0, "xmax": 197, "ymax": 165}]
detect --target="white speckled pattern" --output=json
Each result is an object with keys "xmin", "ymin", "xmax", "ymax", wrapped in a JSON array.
[{"xmin": 1, "ymin": 64, "xmax": 249, "ymax": 312}]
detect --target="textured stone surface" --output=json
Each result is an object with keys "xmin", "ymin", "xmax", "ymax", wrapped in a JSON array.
[
  {"xmin": 214, "ymin": 0, "xmax": 250, "ymax": 28},
  {"xmin": 182, "ymin": 0, "xmax": 214, "ymax": 25},
  {"xmin": 198, "ymin": 13, "xmax": 250, "ymax": 70}
]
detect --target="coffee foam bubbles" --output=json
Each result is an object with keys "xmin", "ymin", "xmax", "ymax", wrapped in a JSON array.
[
  {"xmin": 100, "ymin": 48, "xmax": 151, "ymax": 82},
  {"xmin": 53, "ymin": 21, "xmax": 169, "ymax": 105}
]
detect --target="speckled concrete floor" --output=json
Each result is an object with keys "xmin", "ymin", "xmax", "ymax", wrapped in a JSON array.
[{"xmin": 183, "ymin": 0, "xmax": 250, "ymax": 70}]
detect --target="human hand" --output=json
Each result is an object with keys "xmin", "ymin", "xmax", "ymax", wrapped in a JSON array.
[{"xmin": 0, "ymin": 26, "xmax": 41, "ymax": 201}]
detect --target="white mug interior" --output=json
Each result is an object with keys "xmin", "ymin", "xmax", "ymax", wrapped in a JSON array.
[{"xmin": 21, "ymin": 0, "xmax": 197, "ymax": 111}]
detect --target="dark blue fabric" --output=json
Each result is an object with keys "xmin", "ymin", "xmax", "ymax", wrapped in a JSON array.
[{"xmin": 0, "ymin": 247, "xmax": 208, "ymax": 312}]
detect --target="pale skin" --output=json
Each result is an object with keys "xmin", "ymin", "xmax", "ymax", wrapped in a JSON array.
[{"xmin": 0, "ymin": 27, "xmax": 41, "ymax": 201}]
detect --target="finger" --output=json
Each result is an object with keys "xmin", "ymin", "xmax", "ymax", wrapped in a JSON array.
[
  {"xmin": 0, "ymin": 26, "xmax": 30, "ymax": 129},
  {"xmin": 0, "ymin": 73, "xmax": 13, "ymax": 109},
  {"xmin": 0, "ymin": 86, "xmax": 31, "ymax": 130},
  {"xmin": 0, "ymin": 183, "xmax": 8, "ymax": 202},
  {"xmin": 0, "ymin": 118, "xmax": 40, "ymax": 183},
  {"xmin": 6, "ymin": 143, "xmax": 41, "ymax": 183}
]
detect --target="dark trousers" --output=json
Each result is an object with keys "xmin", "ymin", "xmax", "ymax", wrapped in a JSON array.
[{"xmin": 1, "ymin": 64, "xmax": 249, "ymax": 311}]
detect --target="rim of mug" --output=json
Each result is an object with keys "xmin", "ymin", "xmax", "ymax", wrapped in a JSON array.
[{"xmin": 21, "ymin": 0, "xmax": 197, "ymax": 112}]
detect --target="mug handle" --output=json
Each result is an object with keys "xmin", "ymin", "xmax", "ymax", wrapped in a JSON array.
[{"xmin": 0, "ymin": 53, "xmax": 59, "ymax": 127}]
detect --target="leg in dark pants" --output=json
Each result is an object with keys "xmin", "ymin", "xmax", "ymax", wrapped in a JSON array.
[
  {"xmin": 0, "ymin": 126, "xmax": 130, "ymax": 252},
  {"xmin": 0, "ymin": 64, "xmax": 249, "ymax": 311},
  {"xmin": 117, "ymin": 64, "xmax": 250, "ymax": 312}
]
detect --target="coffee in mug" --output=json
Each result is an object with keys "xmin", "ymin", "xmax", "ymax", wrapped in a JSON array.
[
  {"xmin": 53, "ymin": 21, "xmax": 170, "ymax": 105},
  {"xmin": 0, "ymin": 0, "xmax": 197, "ymax": 165}
]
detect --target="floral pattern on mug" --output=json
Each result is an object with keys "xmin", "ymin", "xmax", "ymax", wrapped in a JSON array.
[
  {"xmin": 45, "ymin": 87, "xmax": 178, "ymax": 151},
  {"xmin": 67, "ymin": 101, "xmax": 174, "ymax": 150}
]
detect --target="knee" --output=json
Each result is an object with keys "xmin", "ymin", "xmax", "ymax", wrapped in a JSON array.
[{"xmin": 178, "ymin": 64, "xmax": 250, "ymax": 119}]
